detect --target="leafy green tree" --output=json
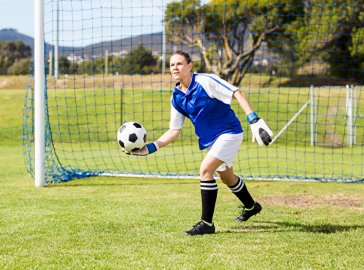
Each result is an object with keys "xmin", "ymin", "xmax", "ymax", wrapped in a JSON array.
[
  {"xmin": 165, "ymin": 0, "xmax": 364, "ymax": 83},
  {"xmin": 121, "ymin": 45, "xmax": 158, "ymax": 74},
  {"xmin": 164, "ymin": 0, "xmax": 304, "ymax": 85},
  {"xmin": 56, "ymin": 55, "xmax": 71, "ymax": 74},
  {"xmin": 7, "ymin": 58, "xmax": 32, "ymax": 75},
  {"xmin": 295, "ymin": 0, "xmax": 364, "ymax": 80},
  {"xmin": 68, "ymin": 62, "xmax": 79, "ymax": 75},
  {"xmin": 0, "ymin": 41, "xmax": 31, "ymax": 75}
]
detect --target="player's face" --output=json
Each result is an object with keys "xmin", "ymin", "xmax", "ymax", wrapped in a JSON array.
[{"xmin": 170, "ymin": 54, "xmax": 192, "ymax": 82}]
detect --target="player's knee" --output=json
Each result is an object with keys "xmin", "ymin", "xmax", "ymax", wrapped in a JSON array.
[
  {"xmin": 218, "ymin": 172, "xmax": 238, "ymax": 186},
  {"xmin": 199, "ymin": 166, "xmax": 214, "ymax": 180}
]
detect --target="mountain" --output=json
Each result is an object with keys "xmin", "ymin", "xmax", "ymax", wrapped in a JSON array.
[
  {"xmin": 83, "ymin": 32, "xmax": 172, "ymax": 55},
  {"xmin": 0, "ymin": 28, "xmax": 185, "ymax": 57},
  {"xmin": 0, "ymin": 28, "xmax": 270, "ymax": 62},
  {"xmin": 0, "ymin": 28, "xmax": 56, "ymax": 54},
  {"xmin": 49, "ymin": 32, "xmax": 191, "ymax": 58},
  {"xmin": 65, "ymin": 32, "xmax": 167, "ymax": 57},
  {"xmin": 0, "ymin": 28, "xmax": 34, "ymax": 49}
]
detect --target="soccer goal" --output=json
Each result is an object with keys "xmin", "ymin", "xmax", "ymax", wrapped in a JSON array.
[{"xmin": 24, "ymin": 0, "xmax": 364, "ymax": 186}]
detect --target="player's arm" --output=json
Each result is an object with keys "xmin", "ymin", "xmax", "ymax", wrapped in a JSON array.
[
  {"xmin": 233, "ymin": 89, "xmax": 273, "ymax": 146},
  {"xmin": 233, "ymin": 89, "xmax": 254, "ymax": 115},
  {"xmin": 155, "ymin": 129, "xmax": 181, "ymax": 148},
  {"xmin": 129, "ymin": 129, "xmax": 180, "ymax": 156}
]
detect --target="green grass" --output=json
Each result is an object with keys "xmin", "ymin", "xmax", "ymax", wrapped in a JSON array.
[
  {"xmin": 0, "ymin": 89, "xmax": 24, "ymax": 146},
  {"xmin": 1, "ymin": 83, "xmax": 364, "ymax": 269},
  {"xmin": 1, "ymin": 146, "xmax": 364, "ymax": 269}
]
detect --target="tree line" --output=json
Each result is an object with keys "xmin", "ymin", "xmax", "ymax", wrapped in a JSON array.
[
  {"xmin": 0, "ymin": 42, "xmax": 162, "ymax": 76},
  {"xmin": 54, "ymin": 45, "xmax": 162, "ymax": 75}
]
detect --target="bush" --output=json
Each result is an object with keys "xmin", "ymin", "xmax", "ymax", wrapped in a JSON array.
[
  {"xmin": 7, "ymin": 58, "xmax": 32, "ymax": 75},
  {"xmin": 0, "ymin": 41, "xmax": 32, "ymax": 75}
]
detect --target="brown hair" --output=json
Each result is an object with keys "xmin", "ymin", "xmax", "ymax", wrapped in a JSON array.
[{"xmin": 172, "ymin": 50, "xmax": 192, "ymax": 64}]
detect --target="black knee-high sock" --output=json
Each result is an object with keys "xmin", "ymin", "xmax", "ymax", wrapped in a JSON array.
[
  {"xmin": 229, "ymin": 176, "xmax": 255, "ymax": 209},
  {"xmin": 200, "ymin": 179, "xmax": 218, "ymax": 224}
]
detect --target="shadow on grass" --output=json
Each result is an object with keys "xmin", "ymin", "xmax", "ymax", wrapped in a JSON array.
[{"xmin": 221, "ymin": 220, "xmax": 364, "ymax": 234}]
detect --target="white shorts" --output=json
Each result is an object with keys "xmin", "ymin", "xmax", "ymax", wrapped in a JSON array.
[{"xmin": 207, "ymin": 132, "xmax": 243, "ymax": 172}]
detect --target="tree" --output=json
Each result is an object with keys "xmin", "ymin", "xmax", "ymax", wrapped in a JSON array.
[
  {"xmin": 294, "ymin": 0, "xmax": 364, "ymax": 80},
  {"xmin": 0, "ymin": 41, "xmax": 32, "ymax": 75},
  {"xmin": 164, "ymin": 0, "xmax": 304, "ymax": 85},
  {"xmin": 58, "ymin": 55, "xmax": 71, "ymax": 74},
  {"xmin": 165, "ymin": 0, "xmax": 364, "ymax": 83},
  {"xmin": 7, "ymin": 58, "xmax": 32, "ymax": 75},
  {"xmin": 121, "ymin": 45, "xmax": 158, "ymax": 74}
]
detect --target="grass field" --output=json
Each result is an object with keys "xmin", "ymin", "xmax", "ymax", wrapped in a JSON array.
[
  {"xmin": 1, "ymin": 79, "xmax": 364, "ymax": 269},
  {"xmin": 1, "ymin": 146, "xmax": 364, "ymax": 269}
]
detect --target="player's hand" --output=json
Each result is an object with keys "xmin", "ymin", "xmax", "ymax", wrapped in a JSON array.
[
  {"xmin": 129, "ymin": 145, "xmax": 149, "ymax": 156},
  {"xmin": 247, "ymin": 112, "xmax": 273, "ymax": 146},
  {"xmin": 128, "ymin": 142, "xmax": 159, "ymax": 156}
]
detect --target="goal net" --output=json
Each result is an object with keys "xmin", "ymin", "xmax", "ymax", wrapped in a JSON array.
[{"xmin": 23, "ymin": 0, "xmax": 364, "ymax": 184}]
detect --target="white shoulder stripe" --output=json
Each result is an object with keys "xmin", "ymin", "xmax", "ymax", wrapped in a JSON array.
[
  {"xmin": 196, "ymin": 73, "xmax": 236, "ymax": 92},
  {"xmin": 194, "ymin": 73, "xmax": 237, "ymax": 104}
]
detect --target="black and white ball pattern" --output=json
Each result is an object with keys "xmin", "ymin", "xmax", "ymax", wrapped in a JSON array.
[{"xmin": 117, "ymin": 122, "xmax": 147, "ymax": 152}]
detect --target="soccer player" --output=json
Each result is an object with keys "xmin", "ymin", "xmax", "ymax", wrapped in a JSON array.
[{"xmin": 129, "ymin": 50, "xmax": 273, "ymax": 235}]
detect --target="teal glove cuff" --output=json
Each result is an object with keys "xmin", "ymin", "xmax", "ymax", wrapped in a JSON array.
[{"xmin": 247, "ymin": 112, "xmax": 259, "ymax": 124}]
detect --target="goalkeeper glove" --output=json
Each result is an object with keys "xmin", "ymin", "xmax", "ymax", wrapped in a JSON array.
[
  {"xmin": 126, "ymin": 142, "xmax": 159, "ymax": 156},
  {"xmin": 247, "ymin": 112, "xmax": 273, "ymax": 146}
]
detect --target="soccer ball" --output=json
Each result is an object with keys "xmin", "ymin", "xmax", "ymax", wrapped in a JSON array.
[{"xmin": 117, "ymin": 122, "xmax": 147, "ymax": 152}]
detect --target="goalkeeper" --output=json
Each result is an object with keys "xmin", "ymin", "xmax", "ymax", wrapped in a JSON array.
[{"xmin": 130, "ymin": 50, "xmax": 273, "ymax": 235}]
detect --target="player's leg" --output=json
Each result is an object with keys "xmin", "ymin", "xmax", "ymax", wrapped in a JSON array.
[
  {"xmin": 186, "ymin": 155, "xmax": 223, "ymax": 236},
  {"xmin": 218, "ymin": 167, "xmax": 254, "ymax": 208},
  {"xmin": 208, "ymin": 132, "xmax": 261, "ymax": 222},
  {"xmin": 217, "ymin": 168, "xmax": 262, "ymax": 222}
]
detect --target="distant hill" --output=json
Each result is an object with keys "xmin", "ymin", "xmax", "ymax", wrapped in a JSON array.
[
  {"xmin": 66, "ymin": 32, "xmax": 166, "ymax": 57},
  {"xmin": 0, "ymin": 28, "xmax": 271, "ymax": 63},
  {"xmin": 0, "ymin": 28, "xmax": 55, "ymax": 54},
  {"xmin": 81, "ymin": 32, "xmax": 175, "ymax": 56},
  {"xmin": 0, "ymin": 28, "xmax": 34, "ymax": 49},
  {"xmin": 0, "ymin": 28, "xmax": 187, "ymax": 57}
]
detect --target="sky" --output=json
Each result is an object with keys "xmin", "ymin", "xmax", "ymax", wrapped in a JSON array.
[
  {"xmin": 0, "ymin": 0, "xmax": 170, "ymax": 46},
  {"xmin": 0, "ymin": 0, "xmax": 34, "ymax": 37},
  {"xmin": 0, "ymin": 0, "xmax": 213, "ymax": 47},
  {"xmin": 0, "ymin": 0, "xmax": 166, "ymax": 42}
]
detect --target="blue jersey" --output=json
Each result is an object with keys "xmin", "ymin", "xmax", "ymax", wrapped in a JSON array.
[{"xmin": 170, "ymin": 73, "xmax": 243, "ymax": 150}]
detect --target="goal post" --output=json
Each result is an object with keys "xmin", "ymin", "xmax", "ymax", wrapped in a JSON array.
[
  {"xmin": 265, "ymin": 84, "xmax": 360, "ymax": 147},
  {"xmin": 346, "ymin": 85, "xmax": 355, "ymax": 146},
  {"xmin": 34, "ymin": 0, "xmax": 45, "ymax": 187},
  {"xmin": 25, "ymin": 0, "xmax": 364, "ymax": 185},
  {"xmin": 310, "ymin": 85, "xmax": 360, "ymax": 147},
  {"xmin": 310, "ymin": 85, "xmax": 315, "ymax": 146}
]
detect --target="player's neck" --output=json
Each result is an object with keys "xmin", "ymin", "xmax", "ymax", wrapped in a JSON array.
[{"xmin": 179, "ymin": 75, "xmax": 192, "ymax": 92}]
